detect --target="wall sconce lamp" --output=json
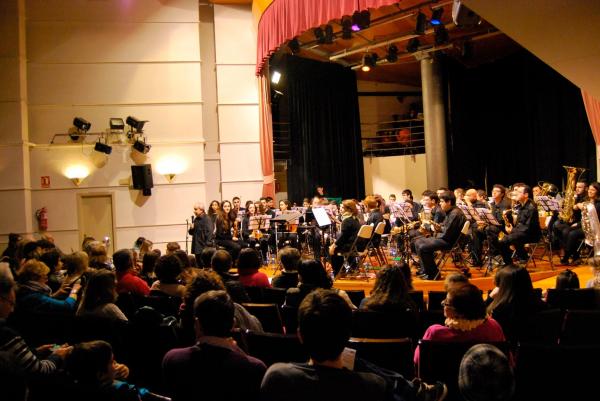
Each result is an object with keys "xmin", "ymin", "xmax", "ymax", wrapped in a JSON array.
[
  {"xmin": 64, "ymin": 165, "xmax": 89, "ymax": 186},
  {"xmin": 157, "ymin": 156, "xmax": 186, "ymax": 183}
]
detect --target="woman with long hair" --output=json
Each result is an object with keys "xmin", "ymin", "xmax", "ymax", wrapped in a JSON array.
[
  {"xmin": 208, "ymin": 200, "xmax": 221, "ymax": 225},
  {"xmin": 328, "ymin": 199, "xmax": 361, "ymax": 277},
  {"xmin": 242, "ymin": 202, "xmax": 269, "ymax": 262},
  {"xmin": 561, "ymin": 181, "xmax": 600, "ymax": 265},
  {"xmin": 77, "ymin": 270, "xmax": 127, "ymax": 321},
  {"xmin": 214, "ymin": 200, "xmax": 245, "ymax": 261},
  {"xmin": 360, "ymin": 264, "xmax": 417, "ymax": 315}
]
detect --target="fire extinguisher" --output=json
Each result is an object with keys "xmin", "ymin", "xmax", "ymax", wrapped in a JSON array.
[{"xmin": 36, "ymin": 207, "xmax": 48, "ymax": 232}]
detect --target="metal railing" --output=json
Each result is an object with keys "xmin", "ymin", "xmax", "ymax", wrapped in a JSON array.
[{"xmin": 362, "ymin": 118, "xmax": 425, "ymax": 157}]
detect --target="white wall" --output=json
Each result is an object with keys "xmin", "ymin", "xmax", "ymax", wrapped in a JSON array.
[
  {"xmin": 214, "ymin": 5, "xmax": 262, "ymax": 204},
  {"xmin": 0, "ymin": 0, "xmax": 206, "ymax": 253},
  {"xmin": 363, "ymin": 154, "xmax": 428, "ymax": 198}
]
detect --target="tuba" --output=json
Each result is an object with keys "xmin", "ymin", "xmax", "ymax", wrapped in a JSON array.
[{"xmin": 558, "ymin": 166, "xmax": 586, "ymax": 223}]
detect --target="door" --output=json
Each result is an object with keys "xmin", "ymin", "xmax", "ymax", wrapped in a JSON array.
[{"xmin": 78, "ymin": 193, "xmax": 116, "ymax": 254}]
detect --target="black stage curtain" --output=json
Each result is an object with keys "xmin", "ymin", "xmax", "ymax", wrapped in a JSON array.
[
  {"xmin": 284, "ymin": 55, "xmax": 365, "ymax": 203},
  {"xmin": 445, "ymin": 50, "xmax": 596, "ymax": 190}
]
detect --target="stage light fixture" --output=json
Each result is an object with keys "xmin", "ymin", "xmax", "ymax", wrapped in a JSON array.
[
  {"xmin": 288, "ymin": 37, "xmax": 301, "ymax": 54},
  {"xmin": 132, "ymin": 139, "xmax": 151, "ymax": 154},
  {"xmin": 271, "ymin": 71, "xmax": 282, "ymax": 85},
  {"xmin": 434, "ymin": 25, "xmax": 449, "ymax": 45},
  {"xmin": 126, "ymin": 116, "xmax": 148, "ymax": 133},
  {"xmin": 109, "ymin": 118, "xmax": 125, "ymax": 131},
  {"xmin": 73, "ymin": 117, "xmax": 91, "ymax": 132},
  {"xmin": 351, "ymin": 10, "xmax": 370, "ymax": 31},
  {"xmin": 314, "ymin": 27, "xmax": 325, "ymax": 44},
  {"xmin": 94, "ymin": 141, "xmax": 112, "ymax": 155},
  {"xmin": 324, "ymin": 25, "xmax": 334, "ymax": 44},
  {"xmin": 430, "ymin": 8, "xmax": 443, "ymax": 25},
  {"xmin": 361, "ymin": 53, "xmax": 377, "ymax": 72},
  {"xmin": 341, "ymin": 16, "xmax": 353, "ymax": 39},
  {"xmin": 407, "ymin": 38, "xmax": 420, "ymax": 53},
  {"xmin": 415, "ymin": 11, "xmax": 427, "ymax": 35},
  {"xmin": 386, "ymin": 44, "xmax": 399, "ymax": 62}
]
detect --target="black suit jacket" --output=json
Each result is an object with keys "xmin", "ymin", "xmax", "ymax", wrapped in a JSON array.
[
  {"xmin": 513, "ymin": 199, "xmax": 541, "ymax": 240},
  {"xmin": 189, "ymin": 214, "xmax": 214, "ymax": 254},
  {"xmin": 437, "ymin": 206, "xmax": 467, "ymax": 244}
]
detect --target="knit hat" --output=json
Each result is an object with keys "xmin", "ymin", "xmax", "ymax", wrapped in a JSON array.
[{"xmin": 459, "ymin": 344, "xmax": 515, "ymax": 401}]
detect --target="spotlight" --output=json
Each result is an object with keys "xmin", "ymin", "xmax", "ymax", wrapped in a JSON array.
[
  {"xmin": 407, "ymin": 38, "xmax": 420, "ymax": 53},
  {"xmin": 434, "ymin": 25, "xmax": 449, "ymax": 45},
  {"xmin": 94, "ymin": 141, "xmax": 112, "ymax": 155},
  {"xmin": 133, "ymin": 139, "xmax": 151, "ymax": 154},
  {"xmin": 386, "ymin": 44, "xmax": 399, "ymax": 62},
  {"xmin": 341, "ymin": 16, "xmax": 353, "ymax": 39},
  {"xmin": 288, "ymin": 37, "xmax": 300, "ymax": 54},
  {"xmin": 126, "ymin": 116, "xmax": 148, "ymax": 133},
  {"xmin": 361, "ymin": 53, "xmax": 378, "ymax": 72},
  {"xmin": 314, "ymin": 27, "xmax": 325, "ymax": 44},
  {"xmin": 271, "ymin": 71, "xmax": 282, "ymax": 85},
  {"xmin": 324, "ymin": 25, "xmax": 334, "ymax": 44},
  {"xmin": 430, "ymin": 8, "xmax": 443, "ymax": 26},
  {"xmin": 352, "ymin": 10, "xmax": 370, "ymax": 31},
  {"xmin": 73, "ymin": 117, "xmax": 91, "ymax": 132},
  {"xmin": 109, "ymin": 118, "xmax": 125, "ymax": 131},
  {"xmin": 415, "ymin": 11, "xmax": 427, "ymax": 35},
  {"xmin": 271, "ymin": 89, "xmax": 284, "ymax": 103}
]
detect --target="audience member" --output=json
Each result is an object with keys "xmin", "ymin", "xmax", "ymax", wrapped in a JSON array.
[
  {"xmin": 237, "ymin": 248, "xmax": 270, "ymax": 288},
  {"xmin": 359, "ymin": 265, "xmax": 417, "ymax": 317},
  {"xmin": 113, "ymin": 249, "xmax": 150, "ymax": 296},
  {"xmin": 77, "ymin": 270, "xmax": 127, "ymax": 322},
  {"xmin": 140, "ymin": 250, "xmax": 160, "ymax": 287},
  {"xmin": 210, "ymin": 250, "xmax": 249, "ymax": 303},
  {"xmin": 150, "ymin": 255, "xmax": 186, "ymax": 298},
  {"xmin": 163, "ymin": 290, "xmax": 266, "ymax": 401},
  {"xmin": 555, "ymin": 268, "xmax": 579, "ymax": 289},
  {"xmin": 88, "ymin": 243, "xmax": 112, "ymax": 270},
  {"xmin": 166, "ymin": 242, "xmax": 181, "ymax": 255},
  {"xmin": 458, "ymin": 344, "xmax": 515, "ymax": 401},
  {"xmin": 39, "ymin": 249, "xmax": 64, "ymax": 293},
  {"xmin": 272, "ymin": 247, "xmax": 300, "ymax": 289},
  {"xmin": 398, "ymin": 261, "xmax": 414, "ymax": 291},
  {"xmin": 199, "ymin": 247, "xmax": 217, "ymax": 269},
  {"xmin": 443, "ymin": 272, "xmax": 470, "ymax": 292},
  {"xmin": 61, "ymin": 251, "xmax": 90, "ymax": 293}
]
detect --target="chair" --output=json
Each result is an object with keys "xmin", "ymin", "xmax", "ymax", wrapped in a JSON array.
[
  {"xmin": 281, "ymin": 304, "xmax": 298, "ymax": 334},
  {"xmin": 345, "ymin": 289, "xmax": 366, "ymax": 307},
  {"xmin": 560, "ymin": 309, "xmax": 600, "ymax": 345},
  {"xmin": 417, "ymin": 340, "xmax": 510, "ymax": 401},
  {"xmin": 351, "ymin": 309, "xmax": 419, "ymax": 340},
  {"xmin": 262, "ymin": 287, "xmax": 287, "ymax": 305},
  {"xmin": 546, "ymin": 287, "xmax": 598, "ymax": 310},
  {"xmin": 427, "ymin": 290, "xmax": 447, "ymax": 312},
  {"xmin": 241, "ymin": 303, "xmax": 284, "ymax": 334},
  {"xmin": 243, "ymin": 286, "xmax": 264, "ymax": 303},
  {"xmin": 337, "ymin": 224, "xmax": 374, "ymax": 279},
  {"xmin": 434, "ymin": 220, "xmax": 471, "ymax": 279},
  {"xmin": 367, "ymin": 221, "xmax": 388, "ymax": 266},
  {"xmin": 347, "ymin": 337, "xmax": 415, "ymax": 379},
  {"xmin": 138, "ymin": 295, "xmax": 181, "ymax": 317},
  {"xmin": 408, "ymin": 290, "xmax": 425, "ymax": 311},
  {"xmin": 515, "ymin": 308, "xmax": 564, "ymax": 345},
  {"xmin": 243, "ymin": 330, "xmax": 308, "ymax": 366}
]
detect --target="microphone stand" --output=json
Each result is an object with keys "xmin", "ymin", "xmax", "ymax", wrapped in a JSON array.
[{"xmin": 186, "ymin": 217, "xmax": 191, "ymax": 254}]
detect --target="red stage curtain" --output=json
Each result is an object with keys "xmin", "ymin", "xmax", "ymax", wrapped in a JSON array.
[
  {"xmin": 582, "ymin": 89, "xmax": 600, "ymax": 145},
  {"xmin": 258, "ymin": 71, "xmax": 275, "ymax": 198},
  {"xmin": 255, "ymin": 0, "xmax": 401, "ymax": 75}
]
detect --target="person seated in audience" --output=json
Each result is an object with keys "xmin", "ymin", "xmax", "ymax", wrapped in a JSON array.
[
  {"xmin": 486, "ymin": 265, "xmax": 547, "ymax": 344},
  {"xmin": 140, "ymin": 250, "xmax": 160, "ymax": 287},
  {"xmin": 458, "ymin": 344, "xmax": 515, "ymax": 401},
  {"xmin": 0, "ymin": 273, "xmax": 72, "ymax": 378},
  {"xmin": 113, "ymin": 249, "xmax": 150, "ymax": 297},
  {"xmin": 443, "ymin": 272, "xmax": 470, "ymax": 292},
  {"xmin": 177, "ymin": 270, "xmax": 262, "ymax": 346},
  {"xmin": 172, "ymin": 250, "xmax": 197, "ymax": 285},
  {"xmin": 210, "ymin": 250, "xmax": 249, "ymax": 303},
  {"xmin": 164, "ymin": 290, "xmax": 266, "ymax": 401},
  {"xmin": 284, "ymin": 260, "xmax": 355, "ymax": 309},
  {"xmin": 87, "ymin": 242, "xmax": 113, "ymax": 270},
  {"xmin": 414, "ymin": 283, "xmax": 505, "ymax": 367},
  {"xmin": 543, "ymin": 268, "xmax": 580, "ymax": 301},
  {"xmin": 199, "ymin": 247, "xmax": 217, "ymax": 269},
  {"xmin": 271, "ymin": 247, "xmax": 300, "ymax": 289},
  {"xmin": 359, "ymin": 265, "xmax": 417, "ymax": 317},
  {"xmin": 76, "ymin": 270, "xmax": 127, "ymax": 322},
  {"xmin": 166, "ymin": 242, "xmax": 181, "ymax": 255},
  {"xmin": 262, "ymin": 289, "xmax": 447, "ymax": 401},
  {"xmin": 39, "ymin": 248, "xmax": 64, "ymax": 294},
  {"xmin": 586, "ymin": 258, "xmax": 600, "ymax": 288},
  {"xmin": 64, "ymin": 340, "xmax": 163, "ymax": 401},
  {"xmin": 150, "ymin": 255, "xmax": 186, "ymax": 298},
  {"xmin": 237, "ymin": 248, "xmax": 271, "ymax": 288},
  {"xmin": 60, "ymin": 251, "xmax": 90, "ymax": 298},
  {"xmin": 15, "ymin": 259, "xmax": 80, "ymax": 314}
]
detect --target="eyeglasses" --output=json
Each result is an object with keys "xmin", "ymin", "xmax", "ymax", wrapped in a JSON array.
[
  {"xmin": 441, "ymin": 299, "xmax": 453, "ymax": 308},
  {"xmin": 0, "ymin": 296, "xmax": 15, "ymax": 307}
]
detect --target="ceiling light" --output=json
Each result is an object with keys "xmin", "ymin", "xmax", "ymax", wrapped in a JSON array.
[
  {"xmin": 386, "ymin": 45, "xmax": 399, "ymax": 62},
  {"xmin": 430, "ymin": 8, "xmax": 444, "ymax": 26},
  {"xmin": 271, "ymin": 71, "xmax": 282, "ymax": 84},
  {"xmin": 434, "ymin": 25, "xmax": 449, "ymax": 45},
  {"xmin": 288, "ymin": 37, "xmax": 300, "ymax": 54},
  {"xmin": 361, "ymin": 53, "xmax": 377, "ymax": 72},
  {"xmin": 94, "ymin": 141, "xmax": 112, "ymax": 155},
  {"xmin": 126, "ymin": 116, "xmax": 148, "ymax": 133},
  {"xmin": 407, "ymin": 38, "xmax": 420, "ymax": 53},
  {"xmin": 415, "ymin": 12, "xmax": 427, "ymax": 35},
  {"xmin": 341, "ymin": 16, "xmax": 353, "ymax": 39},
  {"xmin": 352, "ymin": 10, "xmax": 370, "ymax": 31},
  {"xmin": 133, "ymin": 139, "xmax": 151, "ymax": 154}
]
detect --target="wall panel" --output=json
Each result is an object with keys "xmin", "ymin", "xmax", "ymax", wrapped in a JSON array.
[
  {"xmin": 221, "ymin": 181, "xmax": 263, "ymax": 204},
  {"xmin": 220, "ymin": 143, "xmax": 262, "ymax": 182},
  {"xmin": 216, "ymin": 65, "xmax": 258, "ymax": 105},
  {"xmin": 218, "ymin": 104, "xmax": 259, "ymax": 143},
  {"xmin": 0, "ymin": 103, "xmax": 25, "ymax": 142},
  {"xmin": 214, "ymin": 5, "xmax": 256, "ymax": 65},
  {"xmin": 0, "ymin": 191, "xmax": 31, "ymax": 234},
  {"xmin": 363, "ymin": 154, "xmax": 428, "ymax": 198},
  {"xmin": 0, "ymin": 59, "xmax": 20, "ymax": 102}
]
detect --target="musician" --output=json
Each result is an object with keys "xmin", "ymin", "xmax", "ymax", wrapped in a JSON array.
[
  {"xmin": 328, "ymin": 199, "xmax": 361, "ymax": 276},
  {"xmin": 242, "ymin": 201, "xmax": 269, "ymax": 261},
  {"xmin": 303, "ymin": 196, "xmax": 324, "ymax": 260},
  {"xmin": 232, "ymin": 196, "xmax": 245, "ymax": 213},
  {"xmin": 389, "ymin": 194, "xmax": 397, "ymax": 203},
  {"xmin": 554, "ymin": 180, "xmax": 587, "ymax": 252},
  {"xmin": 207, "ymin": 200, "xmax": 221, "ymax": 226},
  {"xmin": 561, "ymin": 182, "xmax": 600, "ymax": 264},
  {"xmin": 409, "ymin": 190, "xmax": 445, "ymax": 241},
  {"xmin": 365, "ymin": 195, "xmax": 383, "ymax": 247},
  {"xmin": 214, "ymin": 200, "xmax": 246, "ymax": 261},
  {"xmin": 401, "ymin": 189, "xmax": 423, "ymax": 222},
  {"xmin": 414, "ymin": 191, "xmax": 466, "ymax": 280},
  {"xmin": 189, "ymin": 202, "xmax": 214, "ymax": 262},
  {"xmin": 436, "ymin": 187, "xmax": 450, "ymax": 198},
  {"xmin": 454, "ymin": 188, "xmax": 465, "ymax": 205},
  {"xmin": 314, "ymin": 184, "xmax": 326, "ymax": 198},
  {"xmin": 275, "ymin": 199, "xmax": 299, "ymax": 249},
  {"xmin": 485, "ymin": 184, "xmax": 512, "ymax": 256},
  {"xmin": 497, "ymin": 184, "xmax": 541, "ymax": 265},
  {"xmin": 464, "ymin": 188, "xmax": 489, "ymax": 267}
]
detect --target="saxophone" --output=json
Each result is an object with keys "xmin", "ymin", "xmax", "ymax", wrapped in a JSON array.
[{"xmin": 559, "ymin": 166, "xmax": 586, "ymax": 223}]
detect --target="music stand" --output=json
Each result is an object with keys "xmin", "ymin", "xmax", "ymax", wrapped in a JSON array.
[
  {"xmin": 271, "ymin": 211, "xmax": 302, "ymax": 256},
  {"xmin": 475, "ymin": 208, "xmax": 501, "ymax": 226},
  {"xmin": 312, "ymin": 207, "xmax": 332, "ymax": 228}
]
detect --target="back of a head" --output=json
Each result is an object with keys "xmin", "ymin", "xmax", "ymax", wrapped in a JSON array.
[
  {"xmin": 444, "ymin": 272, "xmax": 470, "ymax": 292},
  {"xmin": 459, "ymin": 344, "xmax": 515, "ymax": 401},
  {"xmin": 154, "ymin": 254, "xmax": 183, "ymax": 284},
  {"xmin": 278, "ymin": 247, "xmax": 301, "ymax": 271},
  {"xmin": 184, "ymin": 270, "xmax": 226, "ymax": 309},
  {"xmin": 555, "ymin": 269, "xmax": 580, "ymax": 290},
  {"xmin": 298, "ymin": 259, "xmax": 331, "ymax": 289},
  {"xmin": 193, "ymin": 290, "xmax": 234, "ymax": 337},
  {"xmin": 39, "ymin": 249, "xmax": 61, "ymax": 271},
  {"xmin": 173, "ymin": 250, "xmax": 191, "ymax": 268},
  {"xmin": 63, "ymin": 251, "xmax": 89, "ymax": 275},
  {"xmin": 81, "ymin": 270, "xmax": 117, "ymax": 311},
  {"xmin": 166, "ymin": 242, "xmax": 181, "ymax": 254},
  {"xmin": 298, "ymin": 289, "xmax": 352, "ymax": 362},
  {"xmin": 368, "ymin": 265, "xmax": 409, "ymax": 304},
  {"xmin": 495, "ymin": 265, "xmax": 535, "ymax": 305},
  {"xmin": 112, "ymin": 249, "xmax": 133, "ymax": 273},
  {"xmin": 449, "ymin": 283, "xmax": 486, "ymax": 320},
  {"xmin": 211, "ymin": 250, "xmax": 232, "ymax": 274},
  {"xmin": 237, "ymin": 248, "xmax": 261, "ymax": 273},
  {"xmin": 200, "ymin": 247, "xmax": 217, "ymax": 269},
  {"xmin": 142, "ymin": 251, "xmax": 160, "ymax": 274},
  {"xmin": 17, "ymin": 259, "xmax": 50, "ymax": 283},
  {"xmin": 65, "ymin": 340, "xmax": 113, "ymax": 386}
]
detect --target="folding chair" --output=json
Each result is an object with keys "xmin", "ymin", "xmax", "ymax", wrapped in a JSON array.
[
  {"xmin": 366, "ymin": 221, "xmax": 388, "ymax": 266},
  {"xmin": 434, "ymin": 220, "xmax": 471, "ymax": 280},
  {"xmin": 336, "ymin": 224, "xmax": 374, "ymax": 279}
]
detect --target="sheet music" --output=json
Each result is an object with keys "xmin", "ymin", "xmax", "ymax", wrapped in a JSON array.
[
  {"xmin": 476, "ymin": 207, "xmax": 501, "ymax": 226},
  {"xmin": 312, "ymin": 207, "xmax": 332, "ymax": 227},
  {"xmin": 249, "ymin": 215, "xmax": 271, "ymax": 230}
]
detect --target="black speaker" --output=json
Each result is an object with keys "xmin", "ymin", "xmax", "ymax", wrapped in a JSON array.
[{"xmin": 131, "ymin": 164, "xmax": 153, "ymax": 196}]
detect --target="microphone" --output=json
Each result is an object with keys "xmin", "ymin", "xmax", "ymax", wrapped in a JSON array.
[{"xmin": 191, "ymin": 215, "xmax": 195, "ymax": 223}]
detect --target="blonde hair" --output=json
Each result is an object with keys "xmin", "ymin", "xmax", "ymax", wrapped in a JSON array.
[{"xmin": 17, "ymin": 259, "xmax": 50, "ymax": 282}]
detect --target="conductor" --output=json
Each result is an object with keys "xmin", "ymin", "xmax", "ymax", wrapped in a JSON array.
[{"xmin": 189, "ymin": 202, "xmax": 214, "ymax": 265}]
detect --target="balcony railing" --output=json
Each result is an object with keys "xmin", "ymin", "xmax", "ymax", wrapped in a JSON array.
[{"xmin": 362, "ymin": 118, "xmax": 425, "ymax": 157}]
